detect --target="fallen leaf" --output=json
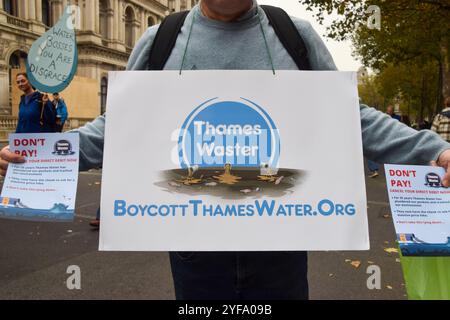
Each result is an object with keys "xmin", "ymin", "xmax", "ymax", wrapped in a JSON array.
[
  {"xmin": 328, "ymin": 273, "xmax": 334, "ymax": 277},
  {"xmin": 351, "ymin": 260, "xmax": 361, "ymax": 268},
  {"xmin": 395, "ymin": 258, "xmax": 401, "ymax": 263},
  {"xmin": 384, "ymin": 248, "xmax": 399, "ymax": 254},
  {"xmin": 383, "ymin": 214, "xmax": 391, "ymax": 218},
  {"xmin": 67, "ymin": 230, "xmax": 73, "ymax": 233},
  {"xmin": 345, "ymin": 259, "xmax": 351, "ymax": 263},
  {"xmin": 368, "ymin": 261, "xmax": 374, "ymax": 264},
  {"xmin": 386, "ymin": 285, "xmax": 393, "ymax": 290},
  {"xmin": 95, "ymin": 182, "xmax": 101, "ymax": 185}
]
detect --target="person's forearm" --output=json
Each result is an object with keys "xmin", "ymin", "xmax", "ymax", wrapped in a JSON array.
[
  {"xmin": 70, "ymin": 115, "xmax": 105, "ymax": 171},
  {"xmin": 360, "ymin": 105, "xmax": 450, "ymax": 165}
]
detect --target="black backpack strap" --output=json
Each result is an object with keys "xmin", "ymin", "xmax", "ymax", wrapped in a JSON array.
[
  {"xmin": 147, "ymin": 11, "xmax": 190, "ymax": 70},
  {"xmin": 260, "ymin": 5, "xmax": 312, "ymax": 70},
  {"xmin": 147, "ymin": 6, "xmax": 311, "ymax": 70}
]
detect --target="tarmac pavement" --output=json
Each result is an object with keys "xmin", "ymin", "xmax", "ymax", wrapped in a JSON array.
[{"xmin": 0, "ymin": 166, "xmax": 407, "ymax": 300}]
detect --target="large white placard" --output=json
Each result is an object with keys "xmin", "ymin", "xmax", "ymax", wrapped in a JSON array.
[{"xmin": 100, "ymin": 71, "xmax": 369, "ymax": 251}]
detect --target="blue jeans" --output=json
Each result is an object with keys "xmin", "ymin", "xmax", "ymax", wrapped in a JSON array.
[
  {"xmin": 368, "ymin": 160, "xmax": 379, "ymax": 173},
  {"xmin": 169, "ymin": 251, "xmax": 309, "ymax": 300}
]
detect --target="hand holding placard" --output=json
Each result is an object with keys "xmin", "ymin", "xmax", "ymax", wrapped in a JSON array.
[{"xmin": 435, "ymin": 149, "xmax": 450, "ymax": 187}]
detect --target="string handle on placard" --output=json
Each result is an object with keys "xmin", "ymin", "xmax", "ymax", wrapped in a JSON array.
[
  {"xmin": 179, "ymin": 13, "xmax": 196, "ymax": 75},
  {"xmin": 258, "ymin": 11, "xmax": 276, "ymax": 75}
]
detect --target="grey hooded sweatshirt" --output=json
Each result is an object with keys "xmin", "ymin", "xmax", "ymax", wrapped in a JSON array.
[{"xmin": 75, "ymin": 3, "xmax": 450, "ymax": 170}]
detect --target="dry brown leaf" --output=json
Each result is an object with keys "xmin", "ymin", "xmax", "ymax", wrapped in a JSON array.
[
  {"xmin": 384, "ymin": 248, "xmax": 399, "ymax": 254},
  {"xmin": 386, "ymin": 285, "xmax": 393, "ymax": 290},
  {"xmin": 351, "ymin": 260, "xmax": 361, "ymax": 268}
]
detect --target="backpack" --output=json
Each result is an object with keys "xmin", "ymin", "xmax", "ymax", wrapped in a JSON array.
[{"xmin": 147, "ymin": 5, "xmax": 312, "ymax": 71}]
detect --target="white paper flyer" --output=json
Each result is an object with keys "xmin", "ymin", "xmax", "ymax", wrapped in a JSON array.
[
  {"xmin": 0, "ymin": 133, "xmax": 79, "ymax": 222},
  {"xmin": 385, "ymin": 164, "xmax": 450, "ymax": 256}
]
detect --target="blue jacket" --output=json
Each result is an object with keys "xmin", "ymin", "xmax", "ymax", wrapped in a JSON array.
[
  {"xmin": 16, "ymin": 91, "xmax": 56, "ymax": 133},
  {"xmin": 54, "ymin": 98, "xmax": 68, "ymax": 123}
]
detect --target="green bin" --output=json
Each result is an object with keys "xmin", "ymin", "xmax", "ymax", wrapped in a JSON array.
[{"xmin": 400, "ymin": 254, "xmax": 450, "ymax": 300}]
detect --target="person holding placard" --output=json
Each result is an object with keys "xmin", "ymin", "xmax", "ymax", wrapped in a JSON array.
[{"xmin": 15, "ymin": 73, "xmax": 56, "ymax": 134}]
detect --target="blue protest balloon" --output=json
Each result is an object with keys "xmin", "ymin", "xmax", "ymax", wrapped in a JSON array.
[{"xmin": 26, "ymin": 5, "xmax": 79, "ymax": 93}]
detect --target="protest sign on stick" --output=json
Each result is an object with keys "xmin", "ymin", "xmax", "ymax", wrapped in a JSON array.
[{"xmin": 26, "ymin": 5, "xmax": 80, "ymax": 93}]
